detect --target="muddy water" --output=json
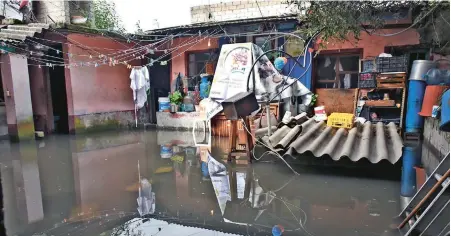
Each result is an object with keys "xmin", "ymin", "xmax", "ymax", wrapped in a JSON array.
[{"xmin": 0, "ymin": 130, "xmax": 401, "ymax": 236}]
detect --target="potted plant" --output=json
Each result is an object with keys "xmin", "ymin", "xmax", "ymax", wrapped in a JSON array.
[{"xmin": 169, "ymin": 91, "xmax": 183, "ymax": 112}]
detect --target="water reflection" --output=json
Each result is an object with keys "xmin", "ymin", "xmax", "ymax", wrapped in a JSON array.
[{"xmin": 0, "ymin": 130, "xmax": 401, "ymax": 236}]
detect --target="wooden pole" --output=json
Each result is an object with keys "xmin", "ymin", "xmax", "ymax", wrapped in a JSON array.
[{"xmin": 398, "ymin": 169, "xmax": 450, "ymax": 229}]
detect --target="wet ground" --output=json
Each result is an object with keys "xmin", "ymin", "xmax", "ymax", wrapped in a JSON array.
[{"xmin": 0, "ymin": 130, "xmax": 403, "ymax": 236}]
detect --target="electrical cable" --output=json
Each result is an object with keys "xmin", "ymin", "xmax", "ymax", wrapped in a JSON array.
[
  {"xmin": 240, "ymin": 118, "xmax": 299, "ymax": 175},
  {"xmin": 371, "ymin": 3, "xmax": 440, "ymax": 37}
]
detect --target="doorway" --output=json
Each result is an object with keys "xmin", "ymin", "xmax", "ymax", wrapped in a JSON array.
[
  {"xmin": 148, "ymin": 54, "xmax": 171, "ymax": 123},
  {"xmin": 48, "ymin": 45, "xmax": 69, "ymax": 134},
  {"xmin": 0, "ymin": 67, "xmax": 7, "ymax": 139}
]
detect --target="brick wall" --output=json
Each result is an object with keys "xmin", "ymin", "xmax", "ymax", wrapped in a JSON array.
[
  {"xmin": 34, "ymin": 1, "xmax": 70, "ymax": 24},
  {"xmin": 190, "ymin": 0, "xmax": 299, "ymax": 23},
  {"xmin": 315, "ymin": 28, "xmax": 421, "ymax": 59}
]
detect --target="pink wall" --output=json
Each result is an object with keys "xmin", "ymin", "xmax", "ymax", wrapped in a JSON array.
[
  {"xmin": 73, "ymin": 142, "xmax": 147, "ymax": 214},
  {"xmin": 315, "ymin": 28, "xmax": 420, "ymax": 58},
  {"xmin": 65, "ymin": 34, "xmax": 140, "ymax": 115},
  {"xmin": 169, "ymin": 37, "xmax": 218, "ymax": 91}
]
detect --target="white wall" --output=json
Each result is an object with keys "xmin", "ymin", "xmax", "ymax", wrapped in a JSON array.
[
  {"xmin": 34, "ymin": 1, "xmax": 70, "ymax": 24},
  {"xmin": 0, "ymin": 2, "xmax": 23, "ymax": 20},
  {"xmin": 190, "ymin": 0, "xmax": 299, "ymax": 23}
]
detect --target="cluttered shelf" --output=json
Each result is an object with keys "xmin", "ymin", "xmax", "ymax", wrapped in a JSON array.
[
  {"xmin": 368, "ymin": 106, "xmax": 401, "ymax": 109},
  {"xmin": 356, "ymin": 71, "xmax": 406, "ymax": 130}
]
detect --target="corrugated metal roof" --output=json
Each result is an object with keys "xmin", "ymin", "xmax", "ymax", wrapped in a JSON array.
[
  {"xmin": 143, "ymin": 15, "xmax": 299, "ymax": 35},
  {"xmin": 0, "ymin": 23, "xmax": 49, "ymax": 41},
  {"xmin": 118, "ymin": 218, "xmax": 242, "ymax": 236},
  {"xmin": 260, "ymin": 116, "xmax": 404, "ymax": 164}
]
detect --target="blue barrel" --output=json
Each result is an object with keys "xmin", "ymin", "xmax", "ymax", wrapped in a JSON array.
[
  {"xmin": 405, "ymin": 80, "xmax": 427, "ymax": 133},
  {"xmin": 401, "ymin": 146, "xmax": 421, "ymax": 197},
  {"xmin": 440, "ymin": 89, "xmax": 450, "ymax": 132}
]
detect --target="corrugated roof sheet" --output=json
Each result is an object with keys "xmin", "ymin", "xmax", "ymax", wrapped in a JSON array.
[
  {"xmin": 143, "ymin": 15, "xmax": 298, "ymax": 34},
  {"xmin": 0, "ymin": 23, "xmax": 49, "ymax": 42},
  {"xmin": 260, "ymin": 116, "xmax": 403, "ymax": 164}
]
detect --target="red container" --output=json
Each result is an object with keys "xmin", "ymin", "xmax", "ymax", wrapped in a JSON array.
[{"xmin": 419, "ymin": 85, "xmax": 449, "ymax": 117}]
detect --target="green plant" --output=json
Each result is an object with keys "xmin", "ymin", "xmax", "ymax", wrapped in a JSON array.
[
  {"xmin": 288, "ymin": 1, "xmax": 449, "ymax": 49},
  {"xmin": 310, "ymin": 94, "xmax": 318, "ymax": 107},
  {"xmin": 91, "ymin": 0, "xmax": 125, "ymax": 33},
  {"xmin": 171, "ymin": 155, "xmax": 184, "ymax": 163},
  {"xmin": 169, "ymin": 91, "xmax": 183, "ymax": 105}
]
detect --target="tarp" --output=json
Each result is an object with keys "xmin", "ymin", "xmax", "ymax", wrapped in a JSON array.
[{"xmin": 204, "ymin": 43, "xmax": 312, "ymax": 120}]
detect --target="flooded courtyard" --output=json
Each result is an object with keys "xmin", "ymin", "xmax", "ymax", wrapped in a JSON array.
[{"xmin": 0, "ymin": 130, "xmax": 402, "ymax": 236}]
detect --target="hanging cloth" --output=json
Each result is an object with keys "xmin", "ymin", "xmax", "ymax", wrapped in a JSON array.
[{"xmin": 130, "ymin": 67, "xmax": 150, "ymax": 109}]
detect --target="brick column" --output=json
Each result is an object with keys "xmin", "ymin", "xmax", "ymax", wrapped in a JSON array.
[
  {"xmin": 0, "ymin": 54, "xmax": 35, "ymax": 141},
  {"xmin": 28, "ymin": 58, "xmax": 53, "ymax": 135}
]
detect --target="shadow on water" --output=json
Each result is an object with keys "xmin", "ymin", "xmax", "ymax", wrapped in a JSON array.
[{"xmin": 0, "ymin": 130, "xmax": 403, "ymax": 236}]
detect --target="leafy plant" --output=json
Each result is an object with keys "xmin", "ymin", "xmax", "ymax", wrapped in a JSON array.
[
  {"xmin": 91, "ymin": 0, "xmax": 125, "ymax": 33},
  {"xmin": 169, "ymin": 91, "xmax": 183, "ymax": 105},
  {"xmin": 135, "ymin": 20, "xmax": 144, "ymax": 34},
  {"xmin": 309, "ymin": 94, "xmax": 318, "ymax": 107},
  {"xmin": 170, "ymin": 155, "xmax": 184, "ymax": 163},
  {"xmin": 288, "ymin": 1, "xmax": 449, "ymax": 49}
]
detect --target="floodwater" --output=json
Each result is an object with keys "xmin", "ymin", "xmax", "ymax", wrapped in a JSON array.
[{"xmin": 0, "ymin": 130, "xmax": 403, "ymax": 236}]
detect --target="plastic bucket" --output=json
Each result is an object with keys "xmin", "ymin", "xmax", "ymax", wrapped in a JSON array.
[
  {"xmin": 158, "ymin": 97, "xmax": 170, "ymax": 112},
  {"xmin": 419, "ymin": 85, "xmax": 449, "ymax": 117},
  {"xmin": 160, "ymin": 144, "xmax": 172, "ymax": 158}
]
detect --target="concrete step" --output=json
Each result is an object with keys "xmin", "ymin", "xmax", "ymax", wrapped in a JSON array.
[
  {"xmin": 0, "ymin": 29, "xmax": 37, "ymax": 37},
  {"xmin": 7, "ymin": 25, "xmax": 46, "ymax": 33},
  {"xmin": 27, "ymin": 23, "xmax": 50, "ymax": 29},
  {"xmin": 0, "ymin": 32, "xmax": 26, "ymax": 41}
]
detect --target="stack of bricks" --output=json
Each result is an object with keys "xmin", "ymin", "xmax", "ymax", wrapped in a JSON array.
[{"xmin": 190, "ymin": 0, "xmax": 298, "ymax": 24}]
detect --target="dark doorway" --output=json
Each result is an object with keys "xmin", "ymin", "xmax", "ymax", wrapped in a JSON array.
[
  {"xmin": 148, "ymin": 54, "xmax": 171, "ymax": 124},
  {"xmin": 0, "ymin": 67, "xmax": 8, "ymax": 139},
  {"xmin": 48, "ymin": 45, "xmax": 69, "ymax": 134}
]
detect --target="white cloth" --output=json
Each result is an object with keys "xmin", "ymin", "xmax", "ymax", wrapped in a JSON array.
[{"xmin": 130, "ymin": 67, "xmax": 150, "ymax": 109}]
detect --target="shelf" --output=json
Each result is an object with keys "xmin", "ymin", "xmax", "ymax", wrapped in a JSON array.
[
  {"xmin": 368, "ymin": 106, "xmax": 401, "ymax": 109},
  {"xmin": 371, "ymin": 118, "xmax": 401, "ymax": 124}
]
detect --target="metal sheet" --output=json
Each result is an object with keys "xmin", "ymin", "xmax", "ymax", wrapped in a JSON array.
[
  {"xmin": 315, "ymin": 89, "xmax": 358, "ymax": 114},
  {"xmin": 261, "ymin": 116, "xmax": 404, "ymax": 164},
  {"xmin": 0, "ymin": 23, "xmax": 49, "ymax": 42}
]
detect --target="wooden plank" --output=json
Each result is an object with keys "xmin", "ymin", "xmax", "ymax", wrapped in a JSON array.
[
  {"xmin": 211, "ymin": 103, "xmax": 279, "ymax": 137},
  {"xmin": 365, "ymin": 100, "xmax": 395, "ymax": 107},
  {"xmin": 315, "ymin": 89, "xmax": 358, "ymax": 115}
]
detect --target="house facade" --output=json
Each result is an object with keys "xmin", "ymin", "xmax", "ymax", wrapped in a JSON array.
[
  {"xmin": 0, "ymin": 0, "xmax": 447, "ymax": 143},
  {"xmin": 0, "ymin": 1, "xmax": 144, "ymax": 141}
]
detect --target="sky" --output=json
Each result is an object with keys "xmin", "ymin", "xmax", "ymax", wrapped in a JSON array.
[{"xmin": 113, "ymin": 0, "xmax": 235, "ymax": 33}]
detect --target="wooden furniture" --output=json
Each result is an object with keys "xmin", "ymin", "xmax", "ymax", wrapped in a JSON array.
[
  {"xmin": 315, "ymin": 89, "xmax": 359, "ymax": 115},
  {"xmin": 227, "ymin": 118, "xmax": 253, "ymax": 163},
  {"xmin": 376, "ymin": 72, "xmax": 406, "ymax": 88},
  {"xmin": 356, "ymin": 72, "xmax": 407, "ymax": 130},
  {"xmin": 211, "ymin": 103, "xmax": 280, "ymax": 137}
]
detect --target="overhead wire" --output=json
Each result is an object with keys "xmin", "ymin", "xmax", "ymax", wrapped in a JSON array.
[
  {"xmin": 240, "ymin": 118, "xmax": 299, "ymax": 175},
  {"xmin": 370, "ymin": 3, "xmax": 440, "ymax": 37}
]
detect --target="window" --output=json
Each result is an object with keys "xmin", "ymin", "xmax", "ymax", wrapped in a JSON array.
[
  {"xmin": 253, "ymin": 35, "xmax": 274, "ymax": 53},
  {"xmin": 187, "ymin": 50, "xmax": 218, "ymax": 77},
  {"xmin": 315, "ymin": 54, "xmax": 360, "ymax": 89}
]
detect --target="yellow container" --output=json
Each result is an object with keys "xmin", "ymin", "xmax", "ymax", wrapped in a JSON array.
[{"xmin": 327, "ymin": 113, "xmax": 354, "ymax": 129}]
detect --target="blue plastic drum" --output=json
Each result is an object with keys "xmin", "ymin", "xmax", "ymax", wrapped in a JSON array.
[
  {"xmin": 405, "ymin": 80, "xmax": 427, "ymax": 133},
  {"xmin": 440, "ymin": 89, "xmax": 450, "ymax": 131},
  {"xmin": 401, "ymin": 146, "xmax": 421, "ymax": 197}
]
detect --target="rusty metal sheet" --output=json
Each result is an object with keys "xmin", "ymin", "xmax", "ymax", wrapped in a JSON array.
[{"xmin": 315, "ymin": 89, "xmax": 358, "ymax": 115}]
